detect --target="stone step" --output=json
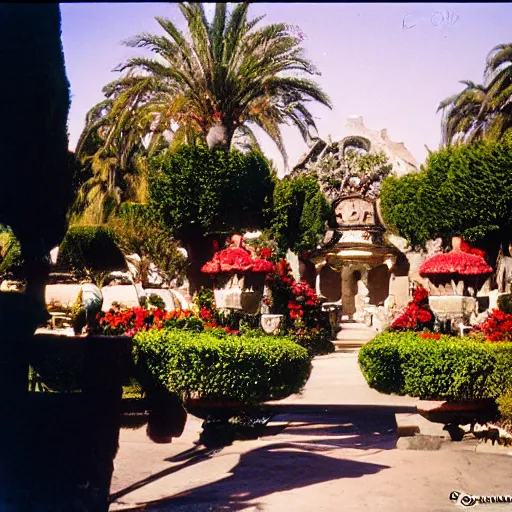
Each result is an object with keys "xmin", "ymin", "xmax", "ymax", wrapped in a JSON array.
[{"xmin": 395, "ymin": 411, "xmax": 450, "ymax": 450}]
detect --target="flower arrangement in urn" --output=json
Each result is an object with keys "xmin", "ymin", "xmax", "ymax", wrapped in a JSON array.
[
  {"xmin": 420, "ymin": 236, "xmax": 492, "ymax": 296},
  {"xmin": 201, "ymin": 234, "xmax": 276, "ymax": 313}
]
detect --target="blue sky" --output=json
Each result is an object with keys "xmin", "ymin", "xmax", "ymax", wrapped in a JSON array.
[{"xmin": 60, "ymin": 3, "xmax": 512, "ymax": 173}]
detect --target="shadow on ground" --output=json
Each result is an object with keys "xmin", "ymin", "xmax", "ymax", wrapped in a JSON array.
[
  {"xmin": 112, "ymin": 443, "xmax": 389, "ymax": 511},
  {"xmin": 110, "ymin": 407, "xmax": 402, "ymax": 511}
]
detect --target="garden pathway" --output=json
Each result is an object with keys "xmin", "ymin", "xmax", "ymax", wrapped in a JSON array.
[{"xmin": 109, "ymin": 323, "xmax": 512, "ymax": 512}]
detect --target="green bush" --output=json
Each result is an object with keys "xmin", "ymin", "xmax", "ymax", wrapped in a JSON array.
[
  {"xmin": 132, "ymin": 328, "xmax": 312, "ymax": 404},
  {"xmin": 380, "ymin": 135, "xmax": 512, "ymax": 247},
  {"xmin": 57, "ymin": 225, "xmax": 127, "ymax": 274},
  {"xmin": 0, "ymin": 228, "xmax": 23, "ymax": 276},
  {"xmin": 271, "ymin": 174, "xmax": 331, "ymax": 254},
  {"xmin": 358, "ymin": 332, "xmax": 512, "ymax": 401},
  {"xmin": 497, "ymin": 388, "xmax": 512, "ymax": 424},
  {"xmin": 498, "ymin": 294, "xmax": 512, "ymax": 315},
  {"xmin": 293, "ymin": 327, "xmax": 335, "ymax": 356}
]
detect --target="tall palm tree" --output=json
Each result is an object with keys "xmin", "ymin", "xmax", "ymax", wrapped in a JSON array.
[
  {"xmin": 437, "ymin": 81, "xmax": 487, "ymax": 145},
  {"xmin": 78, "ymin": 2, "xmax": 332, "ymax": 171},
  {"xmin": 481, "ymin": 43, "xmax": 512, "ymax": 141},
  {"xmin": 73, "ymin": 93, "xmax": 154, "ymax": 224},
  {"xmin": 438, "ymin": 43, "xmax": 512, "ymax": 146}
]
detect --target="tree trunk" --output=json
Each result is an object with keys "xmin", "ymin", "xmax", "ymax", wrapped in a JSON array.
[
  {"xmin": 206, "ymin": 121, "xmax": 234, "ymax": 151},
  {"xmin": 185, "ymin": 238, "xmax": 215, "ymax": 296}
]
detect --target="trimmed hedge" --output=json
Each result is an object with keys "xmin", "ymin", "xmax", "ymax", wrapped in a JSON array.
[
  {"xmin": 133, "ymin": 328, "xmax": 312, "ymax": 405},
  {"xmin": 358, "ymin": 332, "xmax": 512, "ymax": 401},
  {"xmin": 56, "ymin": 225, "xmax": 127, "ymax": 273},
  {"xmin": 0, "ymin": 229, "xmax": 22, "ymax": 276}
]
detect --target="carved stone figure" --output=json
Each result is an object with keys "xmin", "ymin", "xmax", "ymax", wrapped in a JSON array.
[{"xmin": 335, "ymin": 198, "xmax": 375, "ymax": 227}]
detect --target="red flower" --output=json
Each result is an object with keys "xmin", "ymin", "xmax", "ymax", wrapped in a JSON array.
[
  {"xmin": 199, "ymin": 306, "xmax": 213, "ymax": 320},
  {"xmin": 391, "ymin": 286, "xmax": 432, "ymax": 331},
  {"xmin": 420, "ymin": 251, "xmax": 492, "ymax": 276},
  {"xmin": 474, "ymin": 309, "xmax": 512, "ymax": 342},
  {"xmin": 200, "ymin": 245, "xmax": 275, "ymax": 274},
  {"xmin": 259, "ymin": 247, "xmax": 273, "ymax": 260},
  {"xmin": 420, "ymin": 332, "xmax": 441, "ymax": 340}
]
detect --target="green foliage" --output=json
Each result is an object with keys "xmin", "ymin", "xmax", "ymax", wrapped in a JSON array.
[
  {"xmin": 78, "ymin": 3, "xmax": 332, "ymax": 169},
  {"xmin": 439, "ymin": 44, "xmax": 512, "ymax": 146},
  {"xmin": 358, "ymin": 331, "xmax": 512, "ymax": 400},
  {"xmin": 293, "ymin": 327, "xmax": 335, "ymax": 356},
  {"xmin": 0, "ymin": 4, "xmax": 72, "ymax": 266},
  {"xmin": 57, "ymin": 225, "xmax": 127, "ymax": 278},
  {"xmin": 498, "ymin": 294, "xmax": 512, "ymax": 315},
  {"xmin": 497, "ymin": 388, "xmax": 512, "ymax": 424},
  {"xmin": 109, "ymin": 202, "xmax": 187, "ymax": 286},
  {"xmin": 0, "ymin": 226, "xmax": 23, "ymax": 277},
  {"xmin": 380, "ymin": 135, "xmax": 512, "ymax": 246},
  {"xmin": 149, "ymin": 145, "xmax": 276, "ymax": 243},
  {"xmin": 132, "ymin": 328, "xmax": 312, "ymax": 404},
  {"xmin": 147, "ymin": 294, "xmax": 166, "ymax": 310},
  {"xmin": 310, "ymin": 148, "xmax": 392, "ymax": 202},
  {"xmin": 69, "ymin": 290, "xmax": 86, "ymax": 335},
  {"xmin": 193, "ymin": 287, "xmax": 216, "ymax": 313},
  {"xmin": 271, "ymin": 174, "xmax": 330, "ymax": 253}
]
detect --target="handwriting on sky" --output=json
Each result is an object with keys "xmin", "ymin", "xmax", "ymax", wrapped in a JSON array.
[{"xmin": 402, "ymin": 11, "xmax": 459, "ymax": 30}]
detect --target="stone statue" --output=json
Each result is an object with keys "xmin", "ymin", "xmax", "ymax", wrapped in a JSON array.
[
  {"xmin": 353, "ymin": 272, "xmax": 369, "ymax": 321},
  {"xmin": 335, "ymin": 198, "xmax": 375, "ymax": 227}
]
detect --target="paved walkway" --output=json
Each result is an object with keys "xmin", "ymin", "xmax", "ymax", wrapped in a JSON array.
[{"xmin": 109, "ymin": 324, "xmax": 512, "ymax": 512}]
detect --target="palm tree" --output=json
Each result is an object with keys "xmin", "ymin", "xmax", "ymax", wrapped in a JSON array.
[
  {"xmin": 438, "ymin": 43, "xmax": 512, "ymax": 146},
  {"xmin": 78, "ymin": 2, "xmax": 332, "ymax": 170},
  {"xmin": 481, "ymin": 43, "xmax": 512, "ymax": 141},
  {"xmin": 73, "ymin": 95, "xmax": 153, "ymax": 224},
  {"xmin": 437, "ymin": 81, "xmax": 487, "ymax": 145}
]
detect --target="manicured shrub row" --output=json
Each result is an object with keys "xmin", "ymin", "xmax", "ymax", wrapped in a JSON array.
[
  {"xmin": 358, "ymin": 332, "xmax": 512, "ymax": 401},
  {"xmin": 133, "ymin": 328, "xmax": 312, "ymax": 405}
]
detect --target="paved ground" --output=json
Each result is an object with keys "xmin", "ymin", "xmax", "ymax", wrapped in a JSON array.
[{"xmin": 109, "ymin": 324, "xmax": 512, "ymax": 512}]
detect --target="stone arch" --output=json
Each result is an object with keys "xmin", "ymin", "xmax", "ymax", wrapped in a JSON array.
[
  {"xmin": 341, "ymin": 135, "xmax": 371, "ymax": 156},
  {"xmin": 368, "ymin": 264, "xmax": 390, "ymax": 306},
  {"xmin": 320, "ymin": 265, "xmax": 341, "ymax": 302}
]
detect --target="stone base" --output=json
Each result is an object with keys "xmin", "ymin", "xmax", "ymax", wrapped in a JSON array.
[{"xmin": 428, "ymin": 295, "xmax": 476, "ymax": 328}]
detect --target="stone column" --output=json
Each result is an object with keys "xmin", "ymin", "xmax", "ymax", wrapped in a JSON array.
[{"xmin": 314, "ymin": 261, "xmax": 326, "ymax": 297}]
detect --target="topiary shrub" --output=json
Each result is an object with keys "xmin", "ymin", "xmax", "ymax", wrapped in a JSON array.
[
  {"xmin": 132, "ymin": 328, "xmax": 312, "ymax": 405},
  {"xmin": 56, "ymin": 225, "xmax": 127, "ymax": 276},
  {"xmin": 358, "ymin": 332, "xmax": 512, "ymax": 401}
]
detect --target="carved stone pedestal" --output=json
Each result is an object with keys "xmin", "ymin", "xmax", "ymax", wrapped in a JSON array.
[{"xmin": 261, "ymin": 314, "xmax": 284, "ymax": 335}]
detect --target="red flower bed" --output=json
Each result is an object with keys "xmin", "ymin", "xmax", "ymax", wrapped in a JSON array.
[
  {"xmin": 98, "ymin": 307, "xmax": 197, "ymax": 336},
  {"xmin": 473, "ymin": 309, "xmax": 512, "ymax": 342},
  {"xmin": 390, "ymin": 285, "xmax": 433, "ymax": 331}
]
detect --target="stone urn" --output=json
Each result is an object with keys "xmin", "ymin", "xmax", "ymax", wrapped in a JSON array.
[
  {"xmin": 240, "ymin": 290, "xmax": 263, "ymax": 314},
  {"xmin": 261, "ymin": 314, "xmax": 284, "ymax": 335}
]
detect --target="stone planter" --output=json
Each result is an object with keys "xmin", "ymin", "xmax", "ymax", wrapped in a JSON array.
[
  {"xmin": 261, "ymin": 314, "xmax": 284, "ymax": 335},
  {"xmin": 240, "ymin": 290, "xmax": 262, "ymax": 314},
  {"xmin": 417, "ymin": 399, "xmax": 498, "ymax": 426},
  {"xmin": 428, "ymin": 295, "xmax": 476, "ymax": 330}
]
